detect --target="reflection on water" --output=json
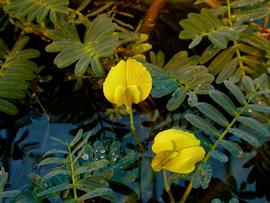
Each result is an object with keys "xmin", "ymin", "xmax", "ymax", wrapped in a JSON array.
[{"xmin": 0, "ymin": 87, "xmax": 270, "ymax": 203}]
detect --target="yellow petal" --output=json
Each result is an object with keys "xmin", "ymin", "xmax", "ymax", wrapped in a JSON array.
[
  {"xmin": 114, "ymin": 85, "xmax": 126, "ymax": 106},
  {"xmin": 127, "ymin": 85, "xmax": 141, "ymax": 104},
  {"xmin": 103, "ymin": 59, "xmax": 152, "ymax": 108},
  {"xmin": 151, "ymin": 150, "xmax": 178, "ymax": 172},
  {"xmin": 103, "ymin": 60, "xmax": 127, "ymax": 104},
  {"xmin": 152, "ymin": 129, "xmax": 200, "ymax": 154},
  {"xmin": 162, "ymin": 146, "xmax": 205, "ymax": 174},
  {"xmin": 126, "ymin": 59, "xmax": 152, "ymax": 102}
]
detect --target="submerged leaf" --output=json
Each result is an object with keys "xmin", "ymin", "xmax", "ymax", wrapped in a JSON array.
[
  {"xmin": 0, "ymin": 98, "xmax": 18, "ymax": 115},
  {"xmin": 37, "ymin": 184, "xmax": 72, "ymax": 197},
  {"xmin": 78, "ymin": 188, "xmax": 115, "ymax": 201}
]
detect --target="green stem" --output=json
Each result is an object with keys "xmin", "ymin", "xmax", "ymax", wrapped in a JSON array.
[
  {"xmin": 127, "ymin": 107, "xmax": 144, "ymax": 152},
  {"xmin": 226, "ymin": 0, "xmax": 245, "ymax": 71},
  {"xmin": 179, "ymin": 90, "xmax": 257, "ymax": 203},
  {"xmin": 179, "ymin": 182, "xmax": 192, "ymax": 203},
  {"xmin": 68, "ymin": 8, "xmax": 91, "ymax": 26},
  {"xmin": 68, "ymin": 145, "xmax": 78, "ymax": 200},
  {"xmin": 163, "ymin": 170, "xmax": 175, "ymax": 203}
]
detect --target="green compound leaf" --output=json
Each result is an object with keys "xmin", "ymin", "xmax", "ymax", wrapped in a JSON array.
[
  {"xmin": 0, "ymin": 98, "xmax": 18, "ymax": 115},
  {"xmin": 76, "ymin": 160, "xmax": 109, "ymax": 175},
  {"xmin": 239, "ymin": 32, "xmax": 270, "ymax": 51},
  {"xmin": 192, "ymin": 162, "xmax": 213, "ymax": 189},
  {"xmin": 179, "ymin": 9, "xmax": 239, "ymax": 49},
  {"xmin": 166, "ymin": 87, "xmax": 187, "ymax": 111},
  {"xmin": 42, "ymin": 149, "xmax": 67, "ymax": 157},
  {"xmin": 195, "ymin": 102, "xmax": 229, "ymax": 127},
  {"xmin": 237, "ymin": 116, "xmax": 270, "ymax": 137},
  {"xmin": 210, "ymin": 150, "xmax": 228, "ymax": 163},
  {"xmin": 70, "ymin": 129, "xmax": 83, "ymax": 147},
  {"xmin": 4, "ymin": 0, "xmax": 69, "ymax": 24},
  {"xmin": 41, "ymin": 168, "xmax": 70, "ymax": 182},
  {"xmin": 242, "ymin": 76, "xmax": 256, "ymax": 93},
  {"xmin": 234, "ymin": 7, "xmax": 270, "ymax": 23},
  {"xmin": 246, "ymin": 104, "xmax": 270, "ymax": 113},
  {"xmin": 37, "ymin": 183, "xmax": 72, "ymax": 197},
  {"xmin": 220, "ymin": 140, "xmax": 243, "ymax": 158},
  {"xmin": 199, "ymin": 44, "xmax": 221, "ymax": 64},
  {"xmin": 224, "ymin": 80, "xmax": 246, "ymax": 105},
  {"xmin": 231, "ymin": 0, "xmax": 266, "ymax": 8},
  {"xmin": 215, "ymin": 58, "xmax": 238, "ymax": 84},
  {"xmin": 46, "ymin": 14, "xmax": 118, "ymax": 77},
  {"xmin": 0, "ymin": 190, "xmax": 20, "ymax": 199},
  {"xmin": 145, "ymin": 51, "xmax": 214, "ymax": 111},
  {"xmin": 208, "ymin": 46, "xmax": 235, "ymax": 75},
  {"xmin": 211, "ymin": 199, "xmax": 222, "ymax": 203},
  {"xmin": 38, "ymin": 157, "xmax": 67, "ymax": 166},
  {"xmin": 228, "ymin": 128, "xmax": 259, "ymax": 147},
  {"xmin": 78, "ymin": 188, "xmax": 115, "ymax": 201},
  {"xmin": 209, "ymin": 90, "xmax": 238, "ymax": 116},
  {"xmin": 185, "ymin": 113, "xmax": 220, "ymax": 138},
  {"xmin": 0, "ymin": 36, "xmax": 39, "ymax": 115}
]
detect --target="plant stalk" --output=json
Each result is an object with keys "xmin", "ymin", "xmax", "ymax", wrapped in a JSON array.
[
  {"xmin": 163, "ymin": 170, "xmax": 175, "ymax": 203},
  {"xmin": 127, "ymin": 107, "xmax": 144, "ymax": 152},
  {"xmin": 68, "ymin": 145, "xmax": 78, "ymax": 200},
  {"xmin": 179, "ymin": 182, "xmax": 192, "ymax": 203},
  {"xmin": 226, "ymin": 0, "xmax": 245, "ymax": 70}
]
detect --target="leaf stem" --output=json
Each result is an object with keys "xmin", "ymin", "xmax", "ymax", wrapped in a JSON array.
[
  {"xmin": 226, "ymin": 0, "xmax": 245, "ymax": 70},
  {"xmin": 68, "ymin": 145, "xmax": 78, "ymax": 200},
  {"xmin": 68, "ymin": 8, "xmax": 91, "ymax": 26},
  {"xmin": 179, "ymin": 90, "xmax": 257, "ymax": 203},
  {"xmin": 179, "ymin": 182, "xmax": 192, "ymax": 203},
  {"xmin": 163, "ymin": 170, "xmax": 175, "ymax": 203},
  {"xmin": 127, "ymin": 107, "xmax": 144, "ymax": 152}
]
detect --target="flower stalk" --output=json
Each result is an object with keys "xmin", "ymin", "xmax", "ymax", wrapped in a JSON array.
[
  {"xmin": 163, "ymin": 170, "xmax": 175, "ymax": 203},
  {"xmin": 127, "ymin": 107, "xmax": 144, "ymax": 152}
]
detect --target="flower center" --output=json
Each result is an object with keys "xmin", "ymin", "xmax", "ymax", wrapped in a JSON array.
[{"xmin": 114, "ymin": 85, "xmax": 142, "ymax": 108}]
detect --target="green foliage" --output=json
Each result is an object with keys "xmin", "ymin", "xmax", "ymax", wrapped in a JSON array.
[
  {"xmin": 0, "ymin": 167, "xmax": 20, "ymax": 202},
  {"xmin": 179, "ymin": 9, "xmax": 239, "ymax": 49},
  {"xmin": 46, "ymin": 14, "xmax": 118, "ymax": 77},
  {"xmin": 184, "ymin": 76, "xmax": 270, "ymax": 189},
  {"xmin": 202, "ymin": 32, "xmax": 270, "ymax": 83},
  {"xmin": 4, "ymin": 0, "xmax": 69, "ymax": 24},
  {"xmin": 0, "ymin": 36, "xmax": 39, "ymax": 115},
  {"xmin": 0, "ymin": 0, "xmax": 270, "ymax": 202},
  {"xmin": 179, "ymin": 0, "xmax": 270, "ymax": 83},
  {"xmin": 211, "ymin": 197, "xmax": 239, "ymax": 203},
  {"xmin": 145, "ymin": 51, "xmax": 214, "ymax": 111},
  {"xmin": 36, "ymin": 129, "xmax": 116, "ymax": 202},
  {"xmin": 91, "ymin": 139, "xmax": 137, "ymax": 185}
]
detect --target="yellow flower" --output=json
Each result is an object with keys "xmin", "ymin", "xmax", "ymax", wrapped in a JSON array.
[
  {"xmin": 103, "ymin": 59, "xmax": 152, "ymax": 109},
  {"xmin": 151, "ymin": 129, "xmax": 205, "ymax": 174}
]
